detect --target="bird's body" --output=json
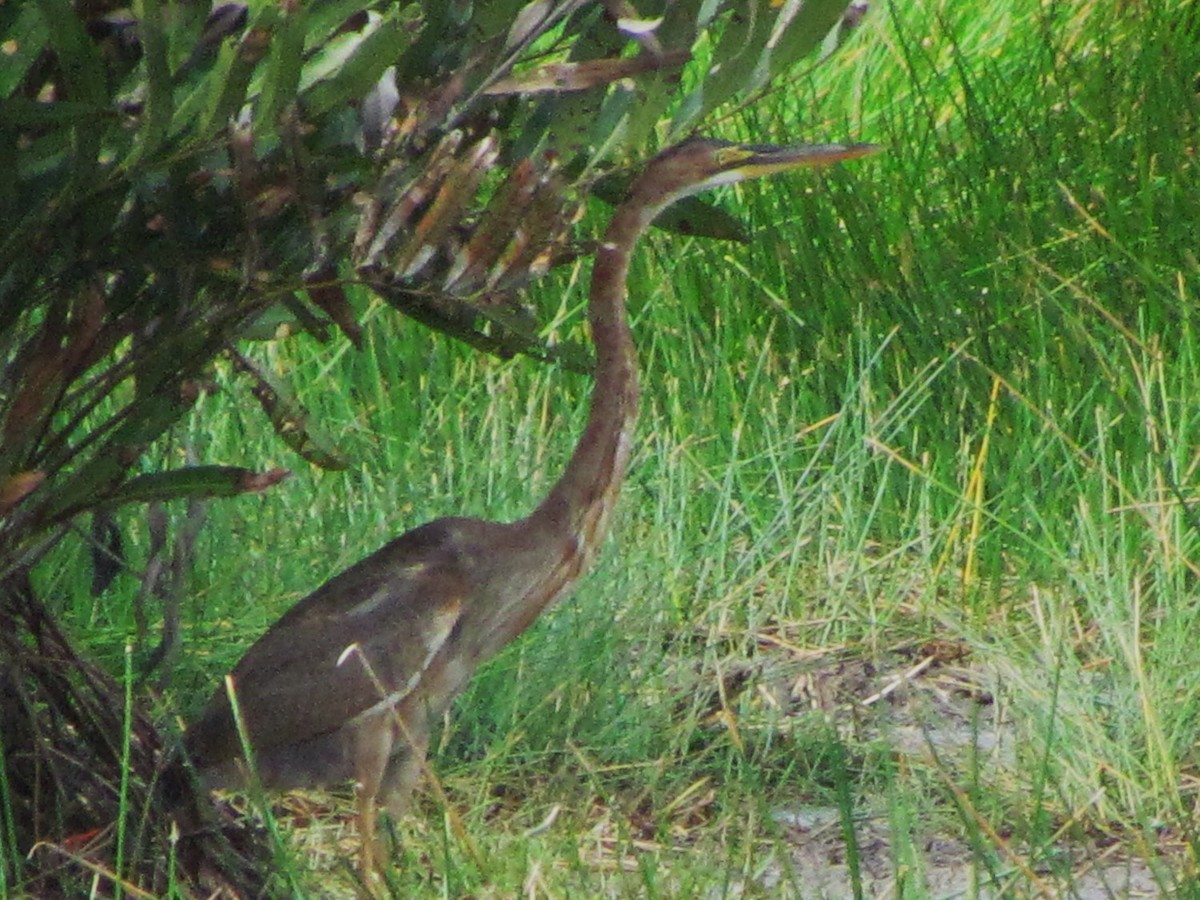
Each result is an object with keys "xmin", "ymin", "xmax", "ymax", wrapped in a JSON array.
[
  {"xmin": 184, "ymin": 512, "xmax": 587, "ymax": 797},
  {"xmin": 177, "ymin": 138, "xmax": 877, "ymax": 874}
]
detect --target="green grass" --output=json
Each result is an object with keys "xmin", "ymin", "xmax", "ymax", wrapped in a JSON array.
[{"xmin": 43, "ymin": 0, "xmax": 1200, "ymax": 894}]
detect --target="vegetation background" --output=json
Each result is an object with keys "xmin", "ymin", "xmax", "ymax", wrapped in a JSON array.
[{"xmin": 4, "ymin": 0, "xmax": 1199, "ymax": 896}]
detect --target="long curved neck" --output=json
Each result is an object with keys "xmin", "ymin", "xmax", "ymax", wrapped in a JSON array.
[
  {"xmin": 459, "ymin": 185, "xmax": 663, "ymax": 662},
  {"xmin": 469, "ymin": 192, "xmax": 663, "ymax": 655},
  {"xmin": 466, "ymin": 196, "xmax": 659, "ymax": 656},
  {"xmin": 533, "ymin": 200, "xmax": 655, "ymax": 535}
]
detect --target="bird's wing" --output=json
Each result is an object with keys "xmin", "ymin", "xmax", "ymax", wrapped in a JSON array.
[{"xmin": 186, "ymin": 518, "xmax": 483, "ymax": 765}]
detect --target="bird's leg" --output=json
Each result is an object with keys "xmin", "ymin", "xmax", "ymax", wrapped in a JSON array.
[
  {"xmin": 353, "ymin": 718, "xmax": 394, "ymax": 882},
  {"xmin": 356, "ymin": 785, "xmax": 381, "ymax": 882},
  {"xmin": 379, "ymin": 744, "xmax": 425, "ymax": 819}
]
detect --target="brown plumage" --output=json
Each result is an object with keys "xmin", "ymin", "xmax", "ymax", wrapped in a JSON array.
[{"xmin": 175, "ymin": 138, "xmax": 878, "ymax": 875}]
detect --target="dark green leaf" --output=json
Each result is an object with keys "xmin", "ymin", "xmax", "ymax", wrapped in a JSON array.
[
  {"xmin": 102, "ymin": 465, "xmax": 291, "ymax": 506},
  {"xmin": 255, "ymin": 2, "xmax": 307, "ymax": 129},
  {"xmin": 198, "ymin": 16, "xmax": 276, "ymax": 138},
  {"xmin": 673, "ymin": 0, "xmax": 851, "ymax": 132},
  {"xmin": 300, "ymin": 8, "xmax": 422, "ymax": 119},
  {"xmin": 124, "ymin": 0, "xmax": 174, "ymax": 168},
  {"xmin": 33, "ymin": 0, "xmax": 108, "ymax": 106},
  {"xmin": 0, "ymin": 98, "xmax": 116, "ymax": 126},
  {"xmin": 0, "ymin": 4, "xmax": 49, "ymax": 97}
]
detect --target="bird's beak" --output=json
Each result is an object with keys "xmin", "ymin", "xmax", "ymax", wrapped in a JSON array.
[{"xmin": 735, "ymin": 142, "xmax": 881, "ymax": 177}]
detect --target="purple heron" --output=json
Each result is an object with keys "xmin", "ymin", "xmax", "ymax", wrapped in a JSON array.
[{"xmin": 175, "ymin": 137, "xmax": 877, "ymax": 874}]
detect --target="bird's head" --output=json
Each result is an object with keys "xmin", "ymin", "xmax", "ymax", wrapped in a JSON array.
[{"xmin": 632, "ymin": 136, "xmax": 880, "ymax": 214}]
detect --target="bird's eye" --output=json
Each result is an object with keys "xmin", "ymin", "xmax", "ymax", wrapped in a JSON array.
[{"xmin": 713, "ymin": 146, "xmax": 752, "ymax": 168}]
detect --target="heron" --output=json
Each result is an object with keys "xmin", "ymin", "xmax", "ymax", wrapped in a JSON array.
[{"xmin": 174, "ymin": 137, "xmax": 878, "ymax": 875}]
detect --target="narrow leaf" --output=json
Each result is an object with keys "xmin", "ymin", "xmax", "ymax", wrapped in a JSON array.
[
  {"xmin": 305, "ymin": 267, "xmax": 362, "ymax": 349},
  {"xmin": 33, "ymin": 0, "xmax": 108, "ymax": 106},
  {"xmin": 255, "ymin": 1, "xmax": 307, "ymax": 129},
  {"xmin": 230, "ymin": 351, "xmax": 349, "ymax": 471},
  {"xmin": 124, "ymin": 0, "xmax": 174, "ymax": 168},
  {"xmin": 103, "ymin": 465, "xmax": 291, "ymax": 505},
  {"xmin": 196, "ymin": 8, "xmax": 279, "ymax": 140},
  {"xmin": 301, "ymin": 9, "xmax": 420, "ymax": 119}
]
